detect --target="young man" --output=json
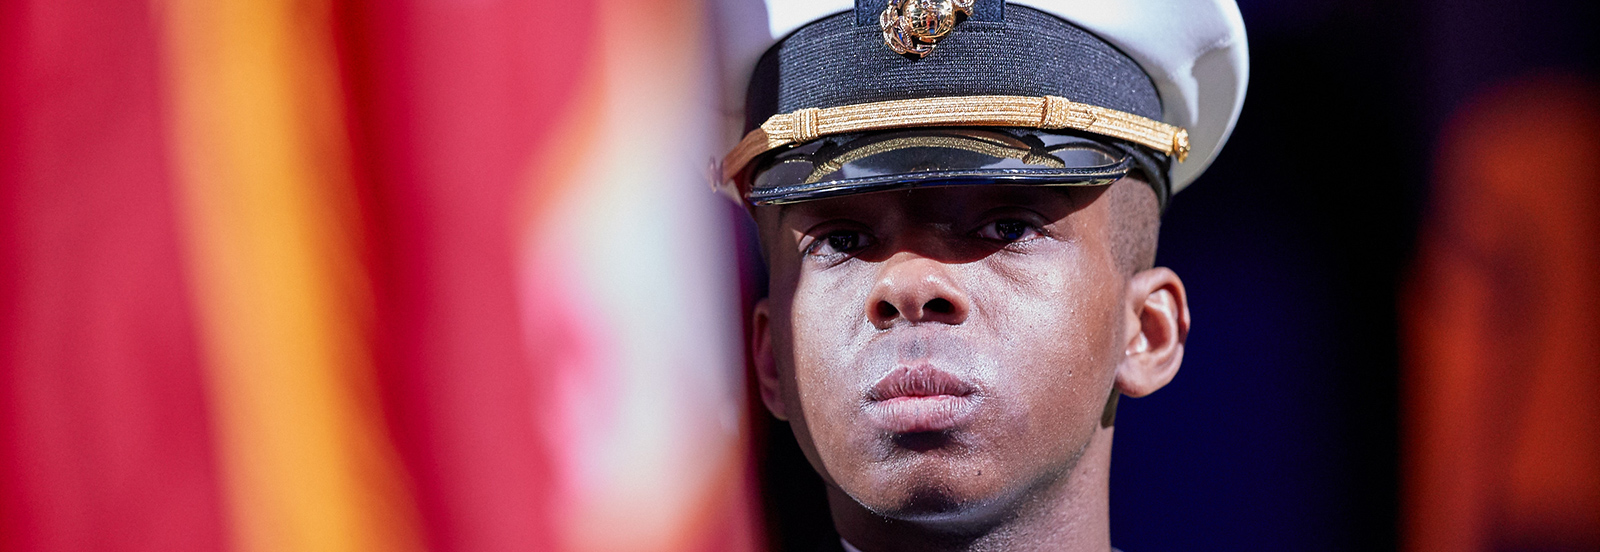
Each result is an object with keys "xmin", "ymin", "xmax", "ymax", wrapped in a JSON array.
[{"xmin": 713, "ymin": 1, "xmax": 1248, "ymax": 550}]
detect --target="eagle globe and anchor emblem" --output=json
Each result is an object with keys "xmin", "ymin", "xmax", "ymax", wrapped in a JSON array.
[{"xmin": 880, "ymin": 0, "xmax": 976, "ymax": 57}]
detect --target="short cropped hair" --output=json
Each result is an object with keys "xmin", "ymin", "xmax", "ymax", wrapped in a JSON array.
[{"xmin": 1106, "ymin": 176, "xmax": 1162, "ymax": 276}]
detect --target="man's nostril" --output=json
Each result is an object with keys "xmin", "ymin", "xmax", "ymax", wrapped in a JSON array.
[
  {"xmin": 876, "ymin": 301, "xmax": 900, "ymax": 320},
  {"xmin": 924, "ymin": 298, "xmax": 954, "ymax": 315}
]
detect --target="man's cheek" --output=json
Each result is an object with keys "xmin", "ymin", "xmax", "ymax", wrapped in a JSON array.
[
  {"xmin": 784, "ymin": 316, "xmax": 852, "ymax": 412},
  {"xmin": 788, "ymin": 276, "xmax": 872, "ymax": 376}
]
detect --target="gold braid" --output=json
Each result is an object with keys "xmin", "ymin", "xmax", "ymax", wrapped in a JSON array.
[{"xmin": 722, "ymin": 95, "xmax": 1188, "ymax": 186}]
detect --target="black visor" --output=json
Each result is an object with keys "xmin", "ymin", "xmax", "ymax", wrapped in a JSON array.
[{"xmin": 748, "ymin": 127, "xmax": 1160, "ymax": 205}]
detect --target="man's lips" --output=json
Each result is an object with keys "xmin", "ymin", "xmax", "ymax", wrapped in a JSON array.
[
  {"xmin": 867, "ymin": 365, "xmax": 978, "ymax": 401},
  {"xmin": 863, "ymin": 366, "xmax": 980, "ymax": 433}
]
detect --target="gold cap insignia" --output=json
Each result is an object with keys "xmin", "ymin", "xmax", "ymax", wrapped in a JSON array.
[{"xmin": 880, "ymin": 0, "xmax": 974, "ymax": 58}]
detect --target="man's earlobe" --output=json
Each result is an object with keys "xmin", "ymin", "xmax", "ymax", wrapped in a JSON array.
[
  {"xmin": 1115, "ymin": 267, "xmax": 1190, "ymax": 398},
  {"xmin": 751, "ymin": 298, "xmax": 788, "ymax": 420}
]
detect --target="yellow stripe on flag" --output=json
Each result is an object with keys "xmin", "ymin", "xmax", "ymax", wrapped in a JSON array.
[{"xmin": 158, "ymin": 1, "xmax": 426, "ymax": 551}]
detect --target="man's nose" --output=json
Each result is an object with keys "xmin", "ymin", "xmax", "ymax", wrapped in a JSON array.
[{"xmin": 866, "ymin": 254, "xmax": 971, "ymax": 329}]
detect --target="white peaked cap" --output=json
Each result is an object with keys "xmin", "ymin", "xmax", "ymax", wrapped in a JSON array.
[{"xmin": 711, "ymin": 0, "xmax": 1249, "ymax": 193}]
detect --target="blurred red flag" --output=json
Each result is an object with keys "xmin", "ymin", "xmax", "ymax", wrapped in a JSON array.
[
  {"xmin": 1404, "ymin": 75, "xmax": 1600, "ymax": 552},
  {"xmin": 1, "ymin": 1, "xmax": 754, "ymax": 551}
]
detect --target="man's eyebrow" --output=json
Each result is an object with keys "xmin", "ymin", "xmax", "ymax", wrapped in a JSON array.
[
  {"xmin": 775, "ymin": 204, "xmax": 800, "ymax": 227},
  {"xmin": 774, "ymin": 203, "xmax": 842, "ymax": 229}
]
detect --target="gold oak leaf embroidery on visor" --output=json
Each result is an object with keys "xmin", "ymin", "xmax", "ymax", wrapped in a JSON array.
[{"xmin": 792, "ymin": 132, "xmax": 1071, "ymax": 185}]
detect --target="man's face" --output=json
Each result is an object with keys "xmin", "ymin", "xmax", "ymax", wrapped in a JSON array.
[{"xmin": 754, "ymin": 183, "xmax": 1131, "ymax": 521}]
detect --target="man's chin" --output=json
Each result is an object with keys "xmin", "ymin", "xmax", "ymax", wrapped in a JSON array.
[{"xmin": 842, "ymin": 469, "xmax": 1022, "ymax": 527}]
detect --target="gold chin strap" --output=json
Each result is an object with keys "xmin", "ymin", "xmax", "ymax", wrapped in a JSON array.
[{"xmin": 721, "ymin": 95, "xmax": 1189, "ymax": 186}]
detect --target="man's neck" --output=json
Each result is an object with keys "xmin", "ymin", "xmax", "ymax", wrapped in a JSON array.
[{"xmin": 830, "ymin": 427, "xmax": 1116, "ymax": 552}]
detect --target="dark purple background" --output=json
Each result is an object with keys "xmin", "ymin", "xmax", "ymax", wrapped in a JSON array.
[{"xmin": 1110, "ymin": 0, "xmax": 1597, "ymax": 550}]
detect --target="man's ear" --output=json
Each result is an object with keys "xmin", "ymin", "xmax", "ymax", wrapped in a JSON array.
[
  {"xmin": 751, "ymin": 298, "xmax": 788, "ymax": 420},
  {"xmin": 1115, "ymin": 267, "xmax": 1190, "ymax": 398}
]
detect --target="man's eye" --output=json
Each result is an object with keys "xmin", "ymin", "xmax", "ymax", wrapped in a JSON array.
[
  {"xmin": 977, "ymin": 219, "xmax": 1042, "ymax": 242},
  {"xmin": 809, "ymin": 230, "xmax": 871, "ymax": 257}
]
